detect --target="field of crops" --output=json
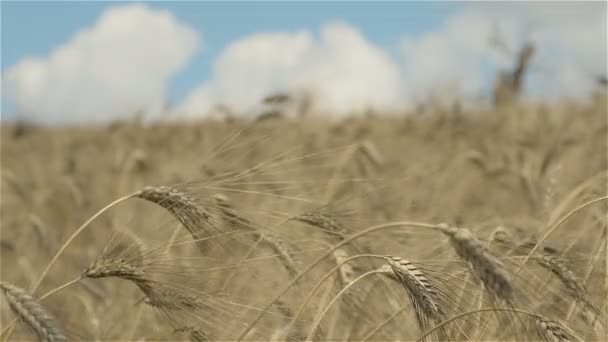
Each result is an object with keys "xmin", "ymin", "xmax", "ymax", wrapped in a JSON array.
[{"xmin": 1, "ymin": 97, "xmax": 607, "ymax": 341}]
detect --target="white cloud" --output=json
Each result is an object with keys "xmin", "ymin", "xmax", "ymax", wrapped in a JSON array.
[
  {"xmin": 2, "ymin": 4, "xmax": 200, "ymax": 123},
  {"xmin": 398, "ymin": 2, "xmax": 607, "ymax": 102},
  {"xmin": 181, "ymin": 3, "xmax": 606, "ymax": 118},
  {"xmin": 178, "ymin": 22, "xmax": 404, "ymax": 118},
  {"xmin": 4, "ymin": 3, "xmax": 605, "ymax": 123}
]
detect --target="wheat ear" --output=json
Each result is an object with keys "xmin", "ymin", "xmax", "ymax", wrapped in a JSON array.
[
  {"xmin": 0, "ymin": 282, "xmax": 67, "ymax": 342},
  {"xmin": 535, "ymin": 317, "xmax": 579, "ymax": 342},
  {"xmin": 439, "ymin": 224, "xmax": 513, "ymax": 302},
  {"xmin": 385, "ymin": 256, "xmax": 447, "ymax": 340},
  {"xmin": 137, "ymin": 186, "xmax": 215, "ymax": 249},
  {"xmin": 292, "ymin": 207, "xmax": 349, "ymax": 240},
  {"xmin": 213, "ymin": 193, "xmax": 301, "ymax": 276}
]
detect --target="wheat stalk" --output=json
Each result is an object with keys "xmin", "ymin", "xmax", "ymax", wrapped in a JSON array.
[
  {"xmin": 537, "ymin": 255, "xmax": 590, "ymax": 303},
  {"xmin": 213, "ymin": 193, "xmax": 256, "ymax": 232},
  {"xmin": 292, "ymin": 207, "xmax": 349, "ymax": 240},
  {"xmin": 174, "ymin": 326, "xmax": 210, "ymax": 342},
  {"xmin": 385, "ymin": 256, "xmax": 447, "ymax": 340},
  {"xmin": 439, "ymin": 224, "xmax": 514, "ymax": 303},
  {"xmin": 140, "ymin": 284, "xmax": 203, "ymax": 312},
  {"xmin": 529, "ymin": 249, "xmax": 601, "ymax": 331},
  {"xmin": 213, "ymin": 193, "xmax": 301, "ymax": 277},
  {"xmin": 188, "ymin": 328, "xmax": 210, "ymax": 342},
  {"xmin": 259, "ymin": 232, "xmax": 301, "ymax": 277},
  {"xmin": 496, "ymin": 232, "xmax": 601, "ymax": 330},
  {"xmin": 535, "ymin": 317, "xmax": 579, "ymax": 342},
  {"xmin": 237, "ymin": 221, "xmax": 443, "ymax": 341},
  {"xmin": 82, "ymin": 236, "xmax": 222, "ymax": 333},
  {"xmin": 137, "ymin": 186, "xmax": 216, "ymax": 249},
  {"xmin": 82, "ymin": 236, "xmax": 146, "ymax": 282},
  {"xmin": 333, "ymin": 249, "xmax": 356, "ymax": 285},
  {"xmin": 0, "ymin": 282, "xmax": 67, "ymax": 342}
]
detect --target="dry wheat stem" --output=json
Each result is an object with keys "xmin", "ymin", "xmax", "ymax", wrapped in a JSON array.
[
  {"xmin": 213, "ymin": 193, "xmax": 255, "ymax": 231},
  {"xmin": 219, "ymin": 234, "xmax": 264, "ymax": 291},
  {"xmin": 323, "ymin": 145, "xmax": 359, "ymax": 202},
  {"xmin": 333, "ymin": 249, "xmax": 356, "ymax": 285},
  {"xmin": 360, "ymin": 303, "xmax": 410, "ymax": 341},
  {"xmin": 188, "ymin": 328, "xmax": 210, "ymax": 342},
  {"xmin": 2, "ymin": 193, "xmax": 138, "ymax": 341},
  {"xmin": 237, "ymin": 220, "xmax": 443, "ymax": 341},
  {"xmin": 283, "ymin": 254, "xmax": 386, "ymax": 340},
  {"xmin": 291, "ymin": 208, "xmax": 348, "ymax": 239},
  {"xmin": 139, "ymin": 283, "xmax": 202, "ymax": 311},
  {"xmin": 137, "ymin": 186, "xmax": 215, "ymax": 247},
  {"xmin": 416, "ymin": 307, "xmax": 581, "ymax": 342},
  {"xmin": 547, "ymin": 171, "xmax": 606, "ymax": 225},
  {"xmin": 81, "ymin": 247, "xmax": 207, "ymax": 321},
  {"xmin": 31, "ymin": 192, "xmax": 140, "ymax": 293},
  {"xmin": 537, "ymin": 255, "xmax": 588, "ymax": 305},
  {"xmin": 174, "ymin": 326, "xmax": 211, "ymax": 342},
  {"xmin": 520, "ymin": 196, "xmax": 608, "ymax": 269},
  {"xmin": 494, "ymin": 232, "xmax": 597, "ymax": 322},
  {"xmin": 0, "ymin": 282, "xmax": 67, "ymax": 342},
  {"xmin": 82, "ymin": 236, "xmax": 146, "ymax": 281},
  {"xmin": 213, "ymin": 193, "xmax": 301, "ymax": 277},
  {"xmin": 305, "ymin": 270, "xmax": 384, "ymax": 341},
  {"xmin": 259, "ymin": 232, "xmax": 301, "ymax": 277},
  {"xmin": 39, "ymin": 276, "xmax": 83, "ymax": 302},
  {"xmin": 563, "ymin": 238, "xmax": 606, "ymax": 334},
  {"xmin": 133, "ymin": 222, "xmax": 186, "ymax": 336},
  {"xmin": 439, "ymin": 225, "xmax": 513, "ymax": 302},
  {"xmin": 605, "ymin": 214, "xmax": 608, "ymax": 335},
  {"xmin": 385, "ymin": 256, "xmax": 447, "ymax": 339},
  {"xmin": 496, "ymin": 233, "xmax": 589, "ymax": 308},
  {"xmin": 2, "ymin": 276, "xmax": 82, "ymax": 338},
  {"xmin": 535, "ymin": 317, "xmax": 576, "ymax": 342}
]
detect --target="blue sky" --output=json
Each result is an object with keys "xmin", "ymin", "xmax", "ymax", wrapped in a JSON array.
[
  {"xmin": 2, "ymin": 1, "xmax": 459, "ymax": 106},
  {"xmin": 1, "ymin": 1, "xmax": 605, "ymax": 123}
]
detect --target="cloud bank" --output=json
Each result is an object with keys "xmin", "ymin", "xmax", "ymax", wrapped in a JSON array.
[
  {"xmin": 2, "ymin": 2, "xmax": 606, "ymax": 123},
  {"xmin": 398, "ymin": 2, "xmax": 607, "ymax": 102},
  {"xmin": 178, "ymin": 22, "xmax": 404, "ymax": 118},
  {"xmin": 2, "ymin": 4, "xmax": 200, "ymax": 123},
  {"xmin": 180, "ymin": 2, "xmax": 606, "ymax": 116}
]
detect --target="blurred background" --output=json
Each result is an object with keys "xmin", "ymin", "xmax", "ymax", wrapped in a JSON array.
[
  {"xmin": 1, "ymin": 3, "xmax": 607, "ymax": 340},
  {"xmin": 2, "ymin": 1, "xmax": 606, "ymax": 124}
]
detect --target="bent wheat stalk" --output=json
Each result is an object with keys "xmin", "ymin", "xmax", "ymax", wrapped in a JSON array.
[
  {"xmin": 0, "ymin": 282, "xmax": 67, "ymax": 342},
  {"xmin": 535, "ymin": 317, "xmax": 578, "ymax": 342},
  {"xmin": 416, "ymin": 308, "xmax": 582, "ymax": 342},
  {"xmin": 137, "ymin": 186, "xmax": 215, "ymax": 243},
  {"xmin": 1, "ymin": 193, "xmax": 139, "ymax": 341},
  {"xmin": 306, "ymin": 270, "xmax": 383, "ymax": 340},
  {"xmin": 439, "ymin": 224, "xmax": 513, "ymax": 302},
  {"xmin": 32, "ymin": 192, "xmax": 140, "ymax": 292},
  {"xmin": 385, "ymin": 256, "xmax": 447, "ymax": 340},
  {"xmin": 283, "ymin": 254, "xmax": 386, "ymax": 340},
  {"xmin": 520, "ymin": 196, "xmax": 608, "ymax": 268},
  {"xmin": 291, "ymin": 207, "xmax": 349, "ymax": 240},
  {"xmin": 237, "ymin": 220, "xmax": 443, "ymax": 341}
]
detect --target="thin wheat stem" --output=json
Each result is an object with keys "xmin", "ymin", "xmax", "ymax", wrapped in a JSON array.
[
  {"xmin": 361, "ymin": 304, "xmax": 409, "ymax": 341},
  {"xmin": 1, "ymin": 270, "xmax": 88, "ymax": 338},
  {"xmin": 416, "ymin": 308, "xmax": 575, "ymax": 342},
  {"xmin": 283, "ymin": 254, "xmax": 385, "ymax": 339},
  {"xmin": 39, "ymin": 276, "xmax": 83, "ymax": 301},
  {"xmin": 0, "ymin": 282, "xmax": 67, "ymax": 342},
  {"xmin": 32, "ymin": 192, "xmax": 139, "ymax": 292},
  {"xmin": 306, "ymin": 270, "xmax": 383, "ymax": 341},
  {"xmin": 236, "ymin": 220, "xmax": 442, "ymax": 341},
  {"xmin": 520, "ymin": 196, "xmax": 608, "ymax": 269}
]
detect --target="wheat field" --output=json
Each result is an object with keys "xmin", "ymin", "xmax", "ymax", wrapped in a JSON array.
[{"xmin": 1, "ymin": 97, "xmax": 607, "ymax": 341}]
